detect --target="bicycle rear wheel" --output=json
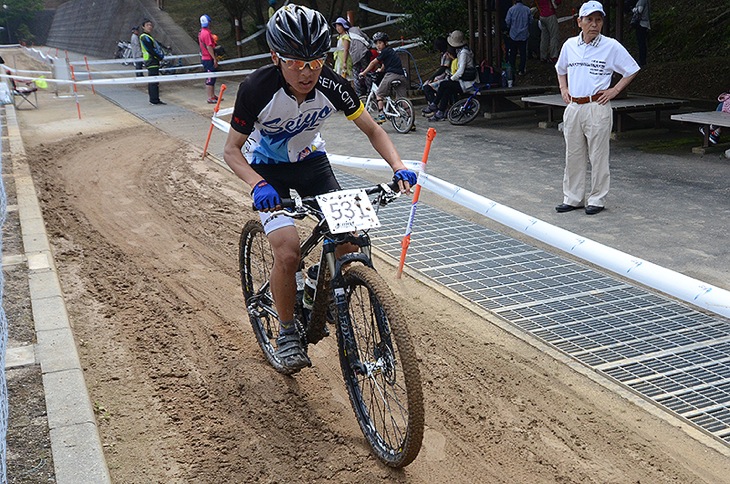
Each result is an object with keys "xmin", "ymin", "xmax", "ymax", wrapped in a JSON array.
[
  {"xmin": 448, "ymin": 97, "xmax": 481, "ymax": 125},
  {"xmin": 337, "ymin": 265, "xmax": 424, "ymax": 467},
  {"xmin": 390, "ymin": 98, "xmax": 415, "ymax": 133},
  {"xmin": 239, "ymin": 220, "xmax": 296, "ymax": 374}
]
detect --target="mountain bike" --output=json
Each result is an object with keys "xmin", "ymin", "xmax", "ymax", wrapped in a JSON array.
[
  {"xmin": 359, "ymin": 75, "xmax": 415, "ymax": 134},
  {"xmin": 114, "ymin": 40, "xmax": 133, "ymax": 65},
  {"xmin": 238, "ymin": 181, "xmax": 424, "ymax": 467},
  {"xmin": 160, "ymin": 45, "xmax": 183, "ymax": 75},
  {"xmin": 447, "ymin": 82, "xmax": 487, "ymax": 125}
]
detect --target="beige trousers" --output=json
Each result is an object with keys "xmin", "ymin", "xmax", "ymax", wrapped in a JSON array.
[{"xmin": 561, "ymin": 102, "xmax": 612, "ymax": 207}]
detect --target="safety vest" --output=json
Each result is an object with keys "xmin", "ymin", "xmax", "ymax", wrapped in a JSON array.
[{"xmin": 139, "ymin": 32, "xmax": 159, "ymax": 65}]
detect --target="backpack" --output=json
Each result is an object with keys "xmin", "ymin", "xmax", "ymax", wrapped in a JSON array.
[{"xmin": 478, "ymin": 61, "xmax": 500, "ymax": 85}]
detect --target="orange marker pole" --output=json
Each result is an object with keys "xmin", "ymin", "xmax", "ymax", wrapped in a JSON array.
[
  {"xmin": 202, "ymin": 83, "xmax": 227, "ymax": 159},
  {"xmin": 69, "ymin": 64, "xmax": 82, "ymax": 120},
  {"xmin": 83, "ymin": 56, "xmax": 95, "ymax": 95},
  {"xmin": 396, "ymin": 127, "xmax": 437, "ymax": 279}
]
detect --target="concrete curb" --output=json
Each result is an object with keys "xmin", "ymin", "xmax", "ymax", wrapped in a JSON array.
[{"xmin": 4, "ymin": 104, "xmax": 111, "ymax": 483}]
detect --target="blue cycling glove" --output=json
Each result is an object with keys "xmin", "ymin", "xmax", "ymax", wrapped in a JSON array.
[
  {"xmin": 393, "ymin": 169, "xmax": 418, "ymax": 187},
  {"xmin": 251, "ymin": 180, "xmax": 281, "ymax": 210}
]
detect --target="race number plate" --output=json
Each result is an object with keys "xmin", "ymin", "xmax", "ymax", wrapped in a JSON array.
[{"xmin": 316, "ymin": 189, "xmax": 381, "ymax": 234}]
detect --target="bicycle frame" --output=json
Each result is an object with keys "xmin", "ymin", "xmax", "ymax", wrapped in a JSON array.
[
  {"xmin": 248, "ymin": 185, "xmax": 398, "ymax": 373},
  {"xmin": 364, "ymin": 81, "xmax": 402, "ymax": 119}
]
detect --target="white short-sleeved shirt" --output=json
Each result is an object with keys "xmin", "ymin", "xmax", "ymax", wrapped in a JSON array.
[{"xmin": 555, "ymin": 33, "xmax": 640, "ymax": 98}]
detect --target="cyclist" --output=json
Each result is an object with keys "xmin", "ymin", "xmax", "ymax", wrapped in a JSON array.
[
  {"xmin": 358, "ymin": 31, "xmax": 408, "ymax": 124},
  {"xmin": 223, "ymin": 4, "xmax": 418, "ymax": 371}
]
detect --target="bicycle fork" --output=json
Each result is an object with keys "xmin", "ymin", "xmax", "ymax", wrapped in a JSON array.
[{"xmin": 323, "ymin": 239, "xmax": 391, "ymax": 378}]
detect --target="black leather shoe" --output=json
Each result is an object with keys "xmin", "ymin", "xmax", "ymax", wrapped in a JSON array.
[
  {"xmin": 585, "ymin": 205, "xmax": 604, "ymax": 215},
  {"xmin": 555, "ymin": 203, "xmax": 583, "ymax": 213}
]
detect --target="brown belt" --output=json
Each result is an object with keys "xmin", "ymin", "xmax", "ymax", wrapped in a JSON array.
[{"xmin": 571, "ymin": 94, "xmax": 601, "ymax": 104}]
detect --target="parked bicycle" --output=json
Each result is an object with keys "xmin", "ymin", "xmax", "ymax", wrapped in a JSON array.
[
  {"xmin": 447, "ymin": 82, "xmax": 488, "ymax": 125},
  {"xmin": 114, "ymin": 40, "xmax": 133, "ymax": 65},
  {"xmin": 238, "ymin": 181, "xmax": 424, "ymax": 467},
  {"xmin": 160, "ymin": 45, "xmax": 183, "ymax": 75},
  {"xmin": 360, "ymin": 75, "xmax": 415, "ymax": 134}
]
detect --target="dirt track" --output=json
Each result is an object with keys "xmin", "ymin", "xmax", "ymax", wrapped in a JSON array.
[{"xmin": 11, "ymin": 50, "xmax": 730, "ymax": 482}]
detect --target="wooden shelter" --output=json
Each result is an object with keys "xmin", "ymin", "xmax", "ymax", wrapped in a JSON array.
[{"xmin": 466, "ymin": 0, "xmax": 627, "ymax": 68}]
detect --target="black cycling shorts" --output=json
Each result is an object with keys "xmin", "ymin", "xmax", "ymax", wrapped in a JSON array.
[{"xmin": 251, "ymin": 153, "xmax": 341, "ymax": 199}]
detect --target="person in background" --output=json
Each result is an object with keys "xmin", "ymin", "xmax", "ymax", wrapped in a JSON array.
[
  {"xmin": 130, "ymin": 26, "xmax": 143, "ymax": 77},
  {"xmin": 359, "ymin": 31, "xmax": 408, "ymax": 124},
  {"xmin": 528, "ymin": 7, "xmax": 541, "ymax": 59},
  {"xmin": 423, "ymin": 30, "xmax": 478, "ymax": 122},
  {"xmin": 268, "ymin": 0, "xmax": 276, "ymax": 19},
  {"xmin": 536, "ymin": 0, "xmax": 561, "ymax": 63},
  {"xmin": 199, "ymin": 14, "xmax": 219, "ymax": 104},
  {"xmin": 223, "ymin": 5, "xmax": 417, "ymax": 371},
  {"xmin": 347, "ymin": 20, "xmax": 372, "ymax": 96},
  {"xmin": 421, "ymin": 38, "xmax": 453, "ymax": 115},
  {"xmin": 699, "ymin": 94, "xmax": 727, "ymax": 145},
  {"xmin": 332, "ymin": 17, "xmax": 352, "ymax": 80},
  {"xmin": 505, "ymin": 0, "xmax": 531, "ymax": 76},
  {"xmin": 139, "ymin": 19, "xmax": 166, "ymax": 105},
  {"xmin": 554, "ymin": 1, "xmax": 640, "ymax": 215},
  {"xmin": 633, "ymin": 0, "xmax": 650, "ymax": 66}
]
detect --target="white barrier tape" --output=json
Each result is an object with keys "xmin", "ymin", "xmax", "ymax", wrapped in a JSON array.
[
  {"xmin": 73, "ymin": 68, "xmax": 254, "ymax": 85},
  {"xmin": 1, "ymin": 66, "xmax": 53, "ymax": 75},
  {"xmin": 217, "ymin": 107, "xmax": 234, "ymax": 117},
  {"xmin": 361, "ymin": 19, "xmax": 404, "ymax": 31},
  {"xmin": 329, "ymin": 154, "xmax": 423, "ymax": 173},
  {"xmin": 236, "ymin": 28, "xmax": 266, "ymax": 46},
  {"xmin": 0, "ymin": 68, "xmax": 253, "ymax": 86},
  {"xmin": 416, "ymin": 173, "xmax": 730, "ymax": 319},
  {"xmin": 358, "ymin": 3, "xmax": 410, "ymax": 18},
  {"xmin": 69, "ymin": 53, "xmax": 200, "ymax": 66},
  {"xmin": 211, "ymin": 116, "xmax": 231, "ymax": 134}
]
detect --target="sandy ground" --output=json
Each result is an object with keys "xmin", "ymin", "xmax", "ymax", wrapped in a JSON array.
[{"xmin": 8, "ymin": 49, "xmax": 730, "ymax": 483}]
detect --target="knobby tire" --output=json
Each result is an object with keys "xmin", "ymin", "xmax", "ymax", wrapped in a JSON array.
[
  {"xmin": 337, "ymin": 265, "xmax": 424, "ymax": 467},
  {"xmin": 239, "ymin": 220, "xmax": 298, "ymax": 374},
  {"xmin": 448, "ymin": 97, "xmax": 481, "ymax": 125},
  {"xmin": 391, "ymin": 98, "xmax": 415, "ymax": 134}
]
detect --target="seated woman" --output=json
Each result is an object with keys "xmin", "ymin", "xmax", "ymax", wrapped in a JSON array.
[
  {"xmin": 423, "ymin": 30, "xmax": 479, "ymax": 122},
  {"xmin": 421, "ymin": 38, "xmax": 452, "ymax": 113}
]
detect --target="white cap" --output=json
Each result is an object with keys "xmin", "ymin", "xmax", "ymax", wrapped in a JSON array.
[
  {"xmin": 200, "ymin": 14, "xmax": 211, "ymax": 27},
  {"xmin": 579, "ymin": 1, "xmax": 605, "ymax": 17}
]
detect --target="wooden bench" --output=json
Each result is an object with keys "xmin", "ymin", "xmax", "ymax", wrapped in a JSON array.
[
  {"xmin": 521, "ymin": 94, "xmax": 688, "ymax": 133},
  {"xmin": 474, "ymin": 85, "xmax": 552, "ymax": 114},
  {"xmin": 670, "ymin": 111, "xmax": 730, "ymax": 148}
]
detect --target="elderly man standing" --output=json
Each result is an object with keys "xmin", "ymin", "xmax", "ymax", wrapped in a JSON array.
[{"xmin": 554, "ymin": 1, "xmax": 640, "ymax": 215}]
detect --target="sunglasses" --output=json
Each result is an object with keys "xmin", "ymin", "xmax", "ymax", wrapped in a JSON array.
[{"xmin": 276, "ymin": 53, "xmax": 327, "ymax": 71}]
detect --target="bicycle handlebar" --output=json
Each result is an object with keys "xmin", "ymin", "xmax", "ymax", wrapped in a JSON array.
[{"xmin": 252, "ymin": 181, "xmax": 401, "ymax": 215}]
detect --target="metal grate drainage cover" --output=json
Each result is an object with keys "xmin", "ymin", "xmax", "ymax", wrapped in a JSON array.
[{"xmin": 336, "ymin": 171, "xmax": 730, "ymax": 445}]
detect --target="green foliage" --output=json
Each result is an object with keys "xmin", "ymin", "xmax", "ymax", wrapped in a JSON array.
[
  {"xmin": 2, "ymin": 0, "xmax": 43, "ymax": 43},
  {"xmin": 394, "ymin": 0, "xmax": 467, "ymax": 49}
]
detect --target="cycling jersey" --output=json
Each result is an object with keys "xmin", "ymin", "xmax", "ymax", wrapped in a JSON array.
[{"xmin": 230, "ymin": 64, "xmax": 364, "ymax": 165}]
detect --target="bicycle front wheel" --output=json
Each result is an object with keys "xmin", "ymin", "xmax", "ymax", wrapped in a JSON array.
[
  {"xmin": 448, "ymin": 97, "xmax": 481, "ymax": 125},
  {"xmin": 337, "ymin": 265, "xmax": 424, "ymax": 467},
  {"xmin": 239, "ymin": 220, "xmax": 293, "ymax": 374},
  {"xmin": 359, "ymin": 94, "xmax": 379, "ymax": 118},
  {"xmin": 390, "ymin": 98, "xmax": 415, "ymax": 134}
]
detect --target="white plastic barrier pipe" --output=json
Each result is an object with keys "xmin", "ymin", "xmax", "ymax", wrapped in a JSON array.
[{"xmin": 417, "ymin": 173, "xmax": 730, "ymax": 319}]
